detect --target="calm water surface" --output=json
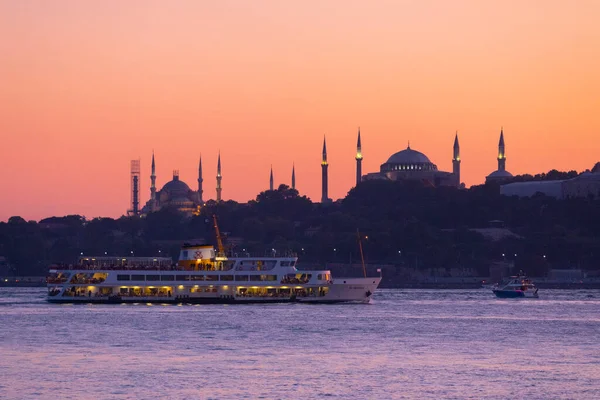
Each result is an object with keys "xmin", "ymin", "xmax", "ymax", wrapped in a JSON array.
[{"xmin": 1, "ymin": 288, "xmax": 599, "ymax": 399}]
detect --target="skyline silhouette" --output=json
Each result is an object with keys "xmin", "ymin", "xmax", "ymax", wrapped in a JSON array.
[{"xmin": 1, "ymin": 1, "xmax": 599, "ymax": 221}]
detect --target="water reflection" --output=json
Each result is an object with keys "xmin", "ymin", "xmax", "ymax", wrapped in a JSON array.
[{"xmin": 0, "ymin": 288, "xmax": 599, "ymax": 399}]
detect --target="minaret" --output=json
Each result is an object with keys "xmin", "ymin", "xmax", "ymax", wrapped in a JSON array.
[
  {"xmin": 321, "ymin": 135, "xmax": 329, "ymax": 203},
  {"xmin": 498, "ymin": 128, "xmax": 506, "ymax": 172},
  {"xmin": 269, "ymin": 165, "xmax": 274, "ymax": 191},
  {"xmin": 216, "ymin": 152, "xmax": 222, "ymax": 202},
  {"xmin": 197, "ymin": 154, "xmax": 203, "ymax": 204},
  {"xmin": 291, "ymin": 163, "xmax": 296, "ymax": 190},
  {"xmin": 355, "ymin": 127, "xmax": 363, "ymax": 186},
  {"xmin": 150, "ymin": 151, "xmax": 157, "ymax": 202},
  {"xmin": 452, "ymin": 132, "xmax": 461, "ymax": 186}
]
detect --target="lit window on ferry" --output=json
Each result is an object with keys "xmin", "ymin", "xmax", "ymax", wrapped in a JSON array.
[{"xmin": 117, "ymin": 275, "xmax": 130, "ymax": 281}]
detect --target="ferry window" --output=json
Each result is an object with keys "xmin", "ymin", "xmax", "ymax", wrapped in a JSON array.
[
  {"xmin": 290, "ymin": 261, "xmax": 296, "ymax": 267},
  {"xmin": 250, "ymin": 275, "xmax": 262, "ymax": 281},
  {"xmin": 280, "ymin": 261, "xmax": 290, "ymax": 267},
  {"xmin": 146, "ymin": 275, "xmax": 160, "ymax": 281},
  {"xmin": 176, "ymin": 275, "xmax": 190, "ymax": 281},
  {"xmin": 205, "ymin": 275, "xmax": 218, "ymax": 281},
  {"xmin": 131, "ymin": 274, "xmax": 145, "ymax": 281},
  {"xmin": 182, "ymin": 251, "xmax": 188, "ymax": 258},
  {"xmin": 161, "ymin": 275, "xmax": 175, "ymax": 281},
  {"xmin": 117, "ymin": 275, "xmax": 130, "ymax": 281},
  {"xmin": 221, "ymin": 275, "xmax": 234, "ymax": 281},
  {"xmin": 191, "ymin": 275, "xmax": 204, "ymax": 281},
  {"xmin": 235, "ymin": 275, "xmax": 249, "ymax": 281},
  {"xmin": 264, "ymin": 275, "xmax": 277, "ymax": 281}
]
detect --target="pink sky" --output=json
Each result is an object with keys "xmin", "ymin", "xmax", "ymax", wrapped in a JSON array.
[{"xmin": 1, "ymin": 0, "xmax": 599, "ymax": 221}]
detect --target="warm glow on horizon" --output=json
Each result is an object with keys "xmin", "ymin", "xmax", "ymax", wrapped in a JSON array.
[{"xmin": 1, "ymin": 1, "xmax": 599, "ymax": 221}]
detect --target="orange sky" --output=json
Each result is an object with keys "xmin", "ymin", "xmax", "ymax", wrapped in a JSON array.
[{"xmin": 1, "ymin": 1, "xmax": 599, "ymax": 221}]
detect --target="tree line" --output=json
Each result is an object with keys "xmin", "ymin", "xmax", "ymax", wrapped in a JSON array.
[{"xmin": 1, "ymin": 171, "xmax": 599, "ymax": 277}]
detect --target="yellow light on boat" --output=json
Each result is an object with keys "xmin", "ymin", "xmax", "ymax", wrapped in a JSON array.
[
  {"xmin": 223, "ymin": 285, "xmax": 228, "ymax": 289},
  {"xmin": 281, "ymin": 286, "xmax": 288, "ymax": 289},
  {"xmin": 194, "ymin": 285, "xmax": 199, "ymax": 288},
  {"xmin": 295, "ymin": 286, "xmax": 302, "ymax": 289},
  {"xmin": 178, "ymin": 285, "xmax": 184, "ymax": 290},
  {"xmin": 148, "ymin": 286, "xmax": 155, "ymax": 289},
  {"xmin": 251, "ymin": 286, "xmax": 258, "ymax": 289},
  {"xmin": 266, "ymin": 286, "xmax": 273, "ymax": 289}
]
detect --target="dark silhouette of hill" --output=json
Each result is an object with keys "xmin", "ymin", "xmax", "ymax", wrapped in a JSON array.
[{"xmin": 1, "ymin": 177, "xmax": 599, "ymax": 277}]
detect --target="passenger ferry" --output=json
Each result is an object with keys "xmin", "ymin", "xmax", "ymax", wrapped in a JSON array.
[{"xmin": 46, "ymin": 244, "xmax": 382, "ymax": 304}]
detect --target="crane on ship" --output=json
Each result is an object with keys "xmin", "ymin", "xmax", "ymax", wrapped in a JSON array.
[{"xmin": 213, "ymin": 214, "xmax": 226, "ymax": 257}]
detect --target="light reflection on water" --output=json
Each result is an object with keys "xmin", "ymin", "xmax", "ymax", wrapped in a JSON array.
[{"xmin": 1, "ymin": 288, "xmax": 599, "ymax": 399}]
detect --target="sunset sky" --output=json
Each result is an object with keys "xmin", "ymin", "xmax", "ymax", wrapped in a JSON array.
[{"xmin": 1, "ymin": 1, "xmax": 599, "ymax": 221}]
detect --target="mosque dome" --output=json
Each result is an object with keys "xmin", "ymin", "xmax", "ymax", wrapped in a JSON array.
[
  {"xmin": 386, "ymin": 147, "xmax": 433, "ymax": 165},
  {"xmin": 160, "ymin": 174, "xmax": 192, "ymax": 197},
  {"xmin": 381, "ymin": 145, "xmax": 438, "ymax": 173},
  {"xmin": 486, "ymin": 170, "xmax": 513, "ymax": 179}
]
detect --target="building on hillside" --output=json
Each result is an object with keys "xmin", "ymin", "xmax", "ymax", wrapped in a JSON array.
[
  {"xmin": 140, "ymin": 153, "xmax": 206, "ymax": 215},
  {"xmin": 500, "ymin": 180, "xmax": 564, "ymax": 199},
  {"xmin": 500, "ymin": 166, "xmax": 600, "ymax": 200},
  {"xmin": 562, "ymin": 171, "xmax": 600, "ymax": 199},
  {"xmin": 486, "ymin": 128, "xmax": 513, "ymax": 183},
  {"xmin": 361, "ymin": 132, "xmax": 462, "ymax": 188}
]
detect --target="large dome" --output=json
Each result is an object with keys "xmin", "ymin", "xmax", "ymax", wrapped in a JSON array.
[
  {"xmin": 486, "ymin": 170, "xmax": 513, "ymax": 179},
  {"xmin": 161, "ymin": 176, "xmax": 192, "ymax": 197},
  {"xmin": 386, "ymin": 147, "xmax": 432, "ymax": 164},
  {"xmin": 380, "ymin": 145, "xmax": 438, "ymax": 173}
]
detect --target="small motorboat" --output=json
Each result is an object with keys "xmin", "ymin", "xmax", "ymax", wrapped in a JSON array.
[{"xmin": 493, "ymin": 273, "xmax": 539, "ymax": 298}]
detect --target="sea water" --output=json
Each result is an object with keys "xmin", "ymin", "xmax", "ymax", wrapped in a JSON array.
[{"xmin": 1, "ymin": 288, "xmax": 599, "ymax": 399}]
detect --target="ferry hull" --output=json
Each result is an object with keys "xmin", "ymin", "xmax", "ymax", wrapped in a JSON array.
[
  {"xmin": 493, "ymin": 290, "xmax": 524, "ymax": 298},
  {"xmin": 47, "ymin": 295, "xmax": 371, "ymax": 305},
  {"xmin": 47, "ymin": 277, "xmax": 381, "ymax": 305},
  {"xmin": 493, "ymin": 289, "xmax": 538, "ymax": 298}
]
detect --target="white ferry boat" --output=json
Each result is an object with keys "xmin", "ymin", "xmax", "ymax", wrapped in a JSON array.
[{"xmin": 46, "ymin": 244, "xmax": 381, "ymax": 304}]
